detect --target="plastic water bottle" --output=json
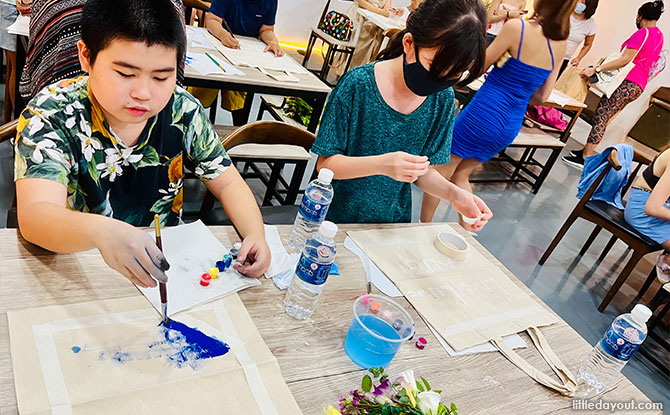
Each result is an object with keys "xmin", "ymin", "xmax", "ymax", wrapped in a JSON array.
[
  {"xmin": 283, "ymin": 221, "xmax": 338, "ymax": 320},
  {"xmin": 656, "ymin": 251, "xmax": 670, "ymax": 284},
  {"xmin": 287, "ymin": 169, "xmax": 334, "ymax": 253},
  {"xmin": 575, "ymin": 304, "xmax": 652, "ymax": 398}
]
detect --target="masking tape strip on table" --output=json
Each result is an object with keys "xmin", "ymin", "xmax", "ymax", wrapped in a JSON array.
[{"xmin": 212, "ymin": 302, "xmax": 278, "ymax": 415}]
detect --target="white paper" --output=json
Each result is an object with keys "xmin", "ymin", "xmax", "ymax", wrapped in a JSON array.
[
  {"xmin": 136, "ymin": 220, "xmax": 260, "ymax": 316},
  {"xmin": 7, "ymin": 14, "xmax": 29, "ymax": 37},
  {"xmin": 214, "ymin": 37, "xmax": 308, "ymax": 74},
  {"xmin": 186, "ymin": 26, "xmax": 216, "ymax": 50},
  {"xmin": 186, "ymin": 52, "xmax": 244, "ymax": 76},
  {"xmin": 548, "ymin": 91, "xmax": 571, "ymax": 107},
  {"xmin": 343, "ymin": 236, "xmax": 403, "ymax": 297},
  {"xmin": 427, "ymin": 322, "xmax": 527, "ymax": 356}
]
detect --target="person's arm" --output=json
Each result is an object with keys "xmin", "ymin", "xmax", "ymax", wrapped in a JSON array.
[
  {"xmin": 204, "ymin": 168, "xmax": 270, "ymax": 278},
  {"xmin": 259, "ymin": 25, "xmax": 284, "ymax": 56},
  {"xmin": 204, "ymin": 11, "xmax": 240, "ymax": 49},
  {"xmin": 16, "ymin": 178, "xmax": 169, "ymax": 288},
  {"xmin": 529, "ymin": 40, "xmax": 567, "ymax": 104},
  {"xmin": 580, "ymin": 47, "xmax": 637, "ymax": 77},
  {"xmin": 415, "ymin": 169, "xmax": 493, "ymax": 231},
  {"xmin": 316, "ymin": 152, "xmax": 430, "ymax": 182},
  {"xmin": 570, "ymin": 34, "xmax": 595, "ymax": 66},
  {"xmin": 483, "ymin": 18, "xmax": 522, "ymax": 69},
  {"xmin": 358, "ymin": 0, "xmax": 391, "ymax": 17},
  {"xmin": 15, "ymin": 0, "xmax": 30, "ymax": 15},
  {"xmin": 487, "ymin": 0, "xmax": 526, "ymax": 24},
  {"xmin": 645, "ymin": 168, "xmax": 670, "ymax": 221}
]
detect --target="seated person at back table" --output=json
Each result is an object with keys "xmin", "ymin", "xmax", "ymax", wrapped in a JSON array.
[
  {"xmin": 203, "ymin": 0, "xmax": 283, "ymax": 125},
  {"xmin": 625, "ymin": 147, "xmax": 670, "ymax": 250},
  {"xmin": 14, "ymin": 0, "xmax": 271, "ymax": 287}
]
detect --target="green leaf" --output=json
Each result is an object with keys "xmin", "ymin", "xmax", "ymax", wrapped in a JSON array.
[
  {"xmin": 399, "ymin": 396, "xmax": 410, "ymax": 404},
  {"xmin": 433, "ymin": 390, "xmax": 442, "ymax": 394},
  {"xmin": 450, "ymin": 403, "xmax": 458, "ymax": 415},
  {"xmin": 437, "ymin": 403, "xmax": 447, "ymax": 415},
  {"xmin": 421, "ymin": 377, "xmax": 431, "ymax": 391},
  {"xmin": 87, "ymin": 159, "xmax": 99, "ymax": 185},
  {"xmin": 416, "ymin": 380, "xmax": 424, "ymax": 392},
  {"xmin": 137, "ymin": 146, "xmax": 160, "ymax": 168},
  {"xmin": 362, "ymin": 374, "xmax": 372, "ymax": 392}
]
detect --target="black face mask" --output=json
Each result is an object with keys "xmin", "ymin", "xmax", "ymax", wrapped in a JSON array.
[{"xmin": 402, "ymin": 46, "xmax": 458, "ymax": 96}]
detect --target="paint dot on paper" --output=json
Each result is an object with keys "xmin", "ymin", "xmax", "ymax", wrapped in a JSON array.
[{"xmin": 71, "ymin": 346, "xmax": 81, "ymax": 353}]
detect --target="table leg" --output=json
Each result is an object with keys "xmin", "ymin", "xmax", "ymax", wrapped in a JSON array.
[
  {"xmin": 307, "ymin": 93, "xmax": 327, "ymax": 133},
  {"xmin": 239, "ymin": 91, "xmax": 256, "ymax": 125},
  {"xmin": 303, "ymin": 33, "xmax": 316, "ymax": 67},
  {"xmin": 532, "ymin": 147, "xmax": 562, "ymax": 194}
]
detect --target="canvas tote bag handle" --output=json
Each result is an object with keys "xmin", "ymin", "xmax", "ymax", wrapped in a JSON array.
[{"xmin": 491, "ymin": 327, "xmax": 577, "ymax": 396}]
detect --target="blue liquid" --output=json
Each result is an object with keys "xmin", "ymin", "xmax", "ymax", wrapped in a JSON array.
[{"xmin": 344, "ymin": 315, "xmax": 401, "ymax": 369}]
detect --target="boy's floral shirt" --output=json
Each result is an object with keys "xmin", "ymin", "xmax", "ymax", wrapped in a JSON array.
[{"xmin": 14, "ymin": 76, "xmax": 231, "ymax": 226}]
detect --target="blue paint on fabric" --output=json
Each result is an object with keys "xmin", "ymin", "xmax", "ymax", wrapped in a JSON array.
[{"xmin": 71, "ymin": 346, "xmax": 81, "ymax": 353}]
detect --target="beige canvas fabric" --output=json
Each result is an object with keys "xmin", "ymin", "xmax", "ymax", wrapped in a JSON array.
[
  {"xmin": 348, "ymin": 225, "xmax": 577, "ymax": 396},
  {"xmin": 8, "ymin": 294, "xmax": 302, "ymax": 414}
]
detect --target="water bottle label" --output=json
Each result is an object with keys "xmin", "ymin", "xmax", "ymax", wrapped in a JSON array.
[
  {"xmin": 298, "ymin": 194, "xmax": 330, "ymax": 222},
  {"xmin": 296, "ymin": 252, "xmax": 332, "ymax": 285},
  {"xmin": 598, "ymin": 326, "xmax": 642, "ymax": 361}
]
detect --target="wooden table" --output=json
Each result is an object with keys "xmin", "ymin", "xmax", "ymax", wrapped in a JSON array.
[
  {"xmin": 184, "ymin": 28, "xmax": 331, "ymax": 133},
  {"xmin": 0, "ymin": 224, "xmax": 661, "ymax": 414}
]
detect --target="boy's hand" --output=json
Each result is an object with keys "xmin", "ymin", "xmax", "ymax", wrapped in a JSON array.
[
  {"xmin": 222, "ymin": 33, "xmax": 240, "ymax": 49},
  {"xmin": 263, "ymin": 42, "xmax": 284, "ymax": 57},
  {"xmin": 382, "ymin": 152, "xmax": 430, "ymax": 183},
  {"xmin": 95, "ymin": 220, "xmax": 170, "ymax": 288},
  {"xmin": 234, "ymin": 232, "xmax": 271, "ymax": 278},
  {"xmin": 450, "ymin": 188, "xmax": 493, "ymax": 232}
]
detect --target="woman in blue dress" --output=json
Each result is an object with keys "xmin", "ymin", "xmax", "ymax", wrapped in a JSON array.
[{"xmin": 421, "ymin": 0, "xmax": 573, "ymax": 224}]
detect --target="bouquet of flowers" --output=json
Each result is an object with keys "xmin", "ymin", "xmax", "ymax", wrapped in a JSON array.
[{"xmin": 324, "ymin": 367, "xmax": 458, "ymax": 415}]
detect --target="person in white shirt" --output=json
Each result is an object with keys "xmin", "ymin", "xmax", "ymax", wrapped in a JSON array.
[
  {"xmin": 485, "ymin": 0, "xmax": 527, "ymax": 44},
  {"xmin": 559, "ymin": 0, "xmax": 599, "ymax": 76}
]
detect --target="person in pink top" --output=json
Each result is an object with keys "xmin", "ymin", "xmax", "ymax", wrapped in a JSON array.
[{"xmin": 562, "ymin": 0, "xmax": 665, "ymax": 169}]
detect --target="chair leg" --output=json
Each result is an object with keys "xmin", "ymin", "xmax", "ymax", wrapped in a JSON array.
[
  {"xmin": 579, "ymin": 226, "xmax": 602, "ymax": 257},
  {"xmin": 598, "ymin": 249, "xmax": 646, "ymax": 312},
  {"xmin": 539, "ymin": 212, "xmax": 579, "ymax": 265},
  {"xmin": 597, "ymin": 235, "xmax": 618, "ymax": 263},
  {"xmin": 638, "ymin": 265, "xmax": 658, "ymax": 300},
  {"xmin": 302, "ymin": 34, "xmax": 316, "ymax": 66}
]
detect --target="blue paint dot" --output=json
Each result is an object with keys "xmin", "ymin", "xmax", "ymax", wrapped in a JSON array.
[{"xmin": 71, "ymin": 346, "xmax": 81, "ymax": 353}]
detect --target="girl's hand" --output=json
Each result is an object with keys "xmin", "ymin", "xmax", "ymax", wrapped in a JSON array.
[
  {"xmin": 450, "ymin": 188, "xmax": 493, "ymax": 231},
  {"xmin": 234, "ymin": 232, "xmax": 271, "ymax": 278},
  {"xmin": 382, "ymin": 152, "xmax": 430, "ymax": 183},
  {"xmin": 570, "ymin": 57, "xmax": 581, "ymax": 67},
  {"xmin": 507, "ymin": 9, "xmax": 527, "ymax": 19},
  {"xmin": 95, "ymin": 220, "xmax": 170, "ymax": 288}
]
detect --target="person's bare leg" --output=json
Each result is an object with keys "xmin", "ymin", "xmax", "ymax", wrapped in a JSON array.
[
  {"xmin": 449, "ymin": 158, "xmax": 483, "ymax": 225},
  {"xmin": 662, "ymin": 239, "xmax": 670, "ymax": 250},
  {"xmin": 420, "ymin": 155, "xmax": 463, "ymax": 222},
  {"xmin": 583, "ymin": 142, "xmax": 598, "ymax": 157}
]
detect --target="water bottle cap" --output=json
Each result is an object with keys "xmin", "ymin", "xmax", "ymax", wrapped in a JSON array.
[
  {"xmin": 317, "ymin": 168, "xmax": 334, "ymax": 184},
  {"xmin": 319, "ymin": 221, "xmax": 338, "ymax": 238},
  {"xmin": 631, "ymin": 304, "xmax": 652, "ymax": 324}
]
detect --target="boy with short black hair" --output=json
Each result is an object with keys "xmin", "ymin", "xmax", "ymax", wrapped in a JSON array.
[{"xmin": 14, "ymin": 0, "xmax": 270, "ymax": 287}]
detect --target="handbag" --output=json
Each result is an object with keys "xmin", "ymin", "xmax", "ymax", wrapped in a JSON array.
[
  {"xmin": 593, "ymin": 28, "xmax": 649, "ymax": 98},
  {"xmin": 319, "ymin": 10, "xmax": 355, "ymax": 42},
  {"xmin": 649, "ymin": 49, "xmax": 667, "ymax": 81}
]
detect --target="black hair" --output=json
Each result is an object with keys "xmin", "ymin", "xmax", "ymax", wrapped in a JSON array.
[
  {"xmin": 639, "ymin": 0, "xmax": 665, "ymax": 20},
  {"xmin": 377, "ymin": 0, "xmax": 487, "ymax": 86},
  {"xmin": 584, "ymin": 0, "xmax": 599, "ymax": 20},
  {"xmin": 81, "ymin": 0, "xmax": 186, "ymax": 65}
]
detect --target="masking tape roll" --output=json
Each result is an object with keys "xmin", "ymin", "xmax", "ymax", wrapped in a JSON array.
[
  {"xmin": 434, "ymin": 232, "xmax": 469, "ymax": 260},
  {"xmin": 462, "ymin": 215, "xmax": 481, "ymax": 225}
]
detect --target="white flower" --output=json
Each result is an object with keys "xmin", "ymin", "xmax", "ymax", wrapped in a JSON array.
[
  {"xmin": 416, "ymin": 391, "xmax": 441, "ymax": 415},
  {"xmin": 97, "ymin": 152, "xmax": 123, "ymax": 182},
  {"xmin": 28, "ymin": 117, "xmax": 45, "ymax": 136},
  {"xmin": 158, "ymin": 178, "xmax": 182, "ymax": 200},
  {"xmin": 32, "ymin": 139, "xmax": 65, "ymax": 164},
  {"xmin": 400, "ymin": 370, "xmax": 417, "ymax": 394},
  {"xmin": 194, "ymin": 156, "xmax": 226, "ymax": 180},
  {"xmin": 118, "ymin": 147, "xmax": 142, "ymax": 165},
  {"xmin": 79, "ymin": 134, "xmax": 102, "ymax": 161},
  {"xmin": 79, "ymin": 117, "xmax": 92, "ymax": 137}
]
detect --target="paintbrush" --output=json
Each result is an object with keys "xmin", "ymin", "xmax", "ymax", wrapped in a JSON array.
[{"xmin": 154, "ymin": 214, "xmax": 168, "ymax": 324}]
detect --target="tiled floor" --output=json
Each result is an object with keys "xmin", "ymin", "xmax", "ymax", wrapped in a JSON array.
[{"xmin": 1, "ymin": 72, "xmax": 668, "ymax": 412}]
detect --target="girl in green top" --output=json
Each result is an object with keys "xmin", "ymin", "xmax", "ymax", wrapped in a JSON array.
[{"xmin": 311, "ymin": 0, "xmax": 493, "ymax": 230}]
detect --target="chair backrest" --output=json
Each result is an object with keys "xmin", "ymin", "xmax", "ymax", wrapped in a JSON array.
[
  {"xmin": 370, "ymin": 28, "xmax": 401, "ymax": 62},
  {"xmin": 184, "ymin": 0, "xmax": 210, "ymax": 13},
  {"xmin": 627, "ymin": 87, "xmax": 670, "ymax": 152},
  {"xmin": 575, "ymin": 148, "xmax": 622, "ymax": 209},
  {"xmin": 0, "ymin": 119, "xmax": 18, "ymax": 145},
  {"xmin": 221, "ymin": 120, "xmax": 316, "ymax": 152}
]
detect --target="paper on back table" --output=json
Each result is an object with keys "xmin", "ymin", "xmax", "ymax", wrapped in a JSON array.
[
  {"xmin": 137, "ymin": 220, "xmax": 260, "ymax": 315},
  {"xmin": 211, "ymin": 35, "xmax": 308, "ymax": 74}
]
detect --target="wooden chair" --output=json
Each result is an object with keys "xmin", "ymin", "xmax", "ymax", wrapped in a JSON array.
[
  {"xmin": 199, "ymin": 121, "xmax": 316, "ymax": 225},
  {"xmin": 370, "ymin": 27, "xmax": 401, "ymax": 62},
  {"xmin": 302, "ymin": 0, "xmax": 357, "ymax": 85},
  {"xmin": 0, "ymin": 119, "xmax": 18, "ymax": 227},
  {"xmin": 183, "ymin": 0, "xmax": 210, "ymax": 25},
  {"xmin": 538, "ymin": 148, "xmax": 664, "ymax": 312}
]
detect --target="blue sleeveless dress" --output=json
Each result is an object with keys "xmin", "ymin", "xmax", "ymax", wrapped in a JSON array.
[{"xmin": 451, "ymin": 20, "xmax": 555, "ymax": 162}]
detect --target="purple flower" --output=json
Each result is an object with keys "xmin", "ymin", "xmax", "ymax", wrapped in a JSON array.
[
  {"xmin": 373, "ymin": 379, "xmax": 390, "ymax": 395},
  {"xmin": 353, "ymin": 398, "xmax": 359, "ymax": 406}
]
